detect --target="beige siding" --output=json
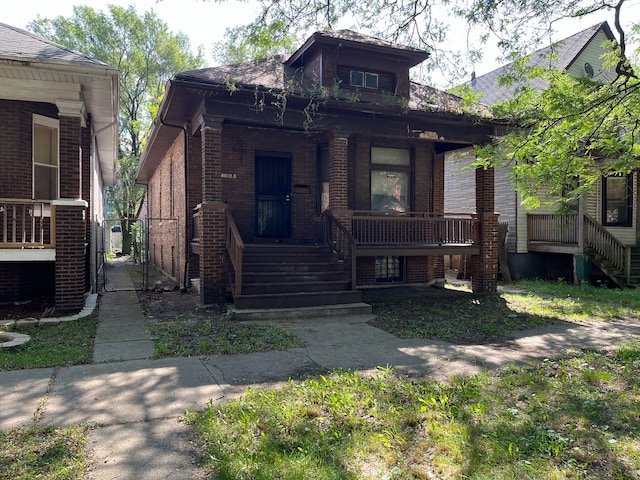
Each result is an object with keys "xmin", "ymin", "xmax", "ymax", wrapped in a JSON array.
[
  {"xmin": 495, "ymin": 162, "xmax": 518, "ymax": 252},
  {"xmin": 444, "ymin": 148, "xmax": 476, "ymax": 213},
  {"xmin": 566, "ymin": 31, "xmax": 616, "ymax": 83}
]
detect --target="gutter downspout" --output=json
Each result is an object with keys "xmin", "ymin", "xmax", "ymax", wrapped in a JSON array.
[{"xmin": 159, "ymin": 117, "xmax": 190, "ymax": 292}]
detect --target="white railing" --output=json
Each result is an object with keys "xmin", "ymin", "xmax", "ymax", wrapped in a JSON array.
[{"xmin": 0, "ymin": 199, "xmax": 53, "ymax": 247}]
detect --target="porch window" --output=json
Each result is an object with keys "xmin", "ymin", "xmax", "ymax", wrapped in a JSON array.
[
  {"xmin": 33, "ymin": 115, "xmax": 59, "ymax": 200},
  {"xmin": 371, "ymin": 147, "xmax": 411, "ymax": 282},
  {"xmin": 602, "ymin": 175, "xmax": 633, "ymax": 227},
  {"xmin": 370, "ymin": 147, "xmax": 411, "ymax": 213}
]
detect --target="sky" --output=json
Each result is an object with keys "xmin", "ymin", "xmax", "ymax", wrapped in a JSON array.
[{"xmin": 3, "ymin": 0, "xmax": 640, "ymax": 82}]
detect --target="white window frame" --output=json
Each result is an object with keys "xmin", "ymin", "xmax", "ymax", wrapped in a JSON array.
[{"xmin": 32, "ymin": 114, "xmax": 60, "ymax": 200}]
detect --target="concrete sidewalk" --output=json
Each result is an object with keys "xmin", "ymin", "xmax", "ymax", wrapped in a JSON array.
[{"xmin": 2, "ymin": 276, "xmax": 640, "ymax": 479}]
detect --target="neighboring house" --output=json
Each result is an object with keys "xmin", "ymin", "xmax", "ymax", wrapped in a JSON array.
[
  {"xmin": 136, "ymin": 30, "xmax": 504, "ymax": 310},
  {"xmin": 444, "ymin": 22, "xmax": 639, "ymax": 286},
  {"xmin": 0, "ymin": 23, "xmax": 119, "ymax": 313}
]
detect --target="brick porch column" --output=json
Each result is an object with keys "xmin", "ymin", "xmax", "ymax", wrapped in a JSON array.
[
  {"xmin": 328, "ymin": 131, "xmax": 352, "ymax": 230},
  {"xmin": 53, "ymin": 199, "xmax": 88, "ymax": 313},
  {"xmin": 199, "ymin": 115, "xmax": 227, "ymax": 304},
  {"xmin": 471, "ymin": 167, "xmax": 499, "ymax": 293}
]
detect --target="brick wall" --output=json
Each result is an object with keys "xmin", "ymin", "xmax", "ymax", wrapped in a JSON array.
[
  {"xmin": 147, "ymin": 132, "xmax": 185, "ymax": 283},
  {"xmin": 0, "ymin": 100, "xmax": 57, "ymax": 198},
  {"xmin": 54, "ymin": 201, "xmax": 88, "ymax": 313},
  {"xmin": 471, "ymin": 167, "xmax": 498, "ymax": 293},
  {"xmin": 59, "ymin": 115, "xmax": 81, "ymax": 199}
]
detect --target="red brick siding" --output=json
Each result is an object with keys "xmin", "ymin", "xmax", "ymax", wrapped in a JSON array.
[
  {"xmin": 472, "ymin": 167, "xmax": 498, "ymax": 293},
  {"xmin": 147, "ymin": 132, "xmax": 185, "ymax": 282},
  {"xmin": 220, "ymin": 126, "xmax": 323, "ymax": 243},
  {"xmin": 59, "ymin": 116, "xmax": 82, "ymax": 199},
  {"xmin": 198, "ymin": 202, "xmax": 227, "ymax": 303},
  {"xmin": 54, "ymin": 203, "xmax": 87, "ymax": 313},
  {"xmin": 0, "ymin": 100, "xmax": 57, "ymax": 198}
]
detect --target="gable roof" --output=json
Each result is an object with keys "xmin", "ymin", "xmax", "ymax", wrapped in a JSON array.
[
  {"xmin": 469, "ymin": 21, "xmax": 615, "ymax": 105},
  {"xmin": 0, "ymin": 22, "xmax": 119, "ymax": 185},
  {"xmin": 0, "ymin": 22, "xmax": 112, "ymax": 68}
]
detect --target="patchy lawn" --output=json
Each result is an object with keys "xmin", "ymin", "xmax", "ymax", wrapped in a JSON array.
[
  {"xmin": 364, "ymin": 280, "xmax": 640, "ymax": 343},
  {"xmin": 186, "ymin": 339, "xmax": 640, "ymax": 480}
]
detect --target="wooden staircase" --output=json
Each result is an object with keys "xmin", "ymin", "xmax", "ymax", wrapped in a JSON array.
[
  {"xmin": 229, "ymin": 244, "xmax": 364, "ymax": 309},
  {"xmin": 587, "ymin": 246, "xmax": 640, "ymax": 288}
]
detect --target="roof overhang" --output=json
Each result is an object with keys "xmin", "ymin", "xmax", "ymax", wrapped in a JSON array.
[{"xmin": 0, "ymin": 57, "xmax": 119, "ymax": 186}]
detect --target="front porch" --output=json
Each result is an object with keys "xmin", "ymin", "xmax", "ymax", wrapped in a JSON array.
[
  {"xmin": 0, "ymin": 198, "xmax": 89, "ymax": 312},
  {"xmin": 527, "ymin": 213, "xmax": 639, "ymax": 286},
  {"xmin": 0, "ymin": 199, "xmax": 54, "ymax": 261},
  {"xmin": 193, "ymin": 205, "xmax": 489, "ymax": 309}
]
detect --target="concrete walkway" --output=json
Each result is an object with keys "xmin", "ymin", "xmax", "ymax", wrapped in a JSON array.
[{"xmin": 2, "ymin": 266, "xmax": 640, "ymax": 478}]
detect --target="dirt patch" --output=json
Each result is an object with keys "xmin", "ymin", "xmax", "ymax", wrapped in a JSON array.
[
  {"xmin": 136, "ymin": 267, "xmax": 227, "ymax": 324},
  {"xmin": 0, "ymin": 297, "xmax": 56, "ymax": 322}
]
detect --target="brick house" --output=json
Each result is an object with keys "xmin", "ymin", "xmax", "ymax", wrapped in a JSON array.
[
  {"xmin": 136, "ymin": 30, "xmax": 503, "ymax": 310},
  {"xmin": 0, "ymin": 23, "xmax": 119, "ymax": 313},
  {"xmin": 445, "ymin": 22, "xmax": 640, "ymax": 287}
]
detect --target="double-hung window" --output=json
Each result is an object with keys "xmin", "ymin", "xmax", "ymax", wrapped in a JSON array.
[
  {"xmin": 603, "ymin": 174, "xmax": 633, "ymax": 227},
  {"xmin": 33, "ymin": 115, "xmax": 59, "ymax": 200}
]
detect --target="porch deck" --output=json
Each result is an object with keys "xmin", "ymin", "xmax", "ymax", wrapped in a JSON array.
[{"xmin": 0, "ymin": 199, "xmax": 55, "ymax": 261}]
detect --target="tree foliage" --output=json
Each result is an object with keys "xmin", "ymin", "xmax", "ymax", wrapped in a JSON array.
[
  {"xmin": 29, "ymin": 5, "xmax": 204, "ymax": 253},
  {"xmin": 214, "ymin": 0, "xmax": 639, "ymax": 208}
]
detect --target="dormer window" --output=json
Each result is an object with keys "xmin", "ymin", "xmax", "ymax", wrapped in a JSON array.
[
  {"xmin": 338, "ymin": 66, "xmax": 395, "ymax": 93},
  {"xmin": 350, "ymin": 70, "xmax": 379, "ymax": 89}
]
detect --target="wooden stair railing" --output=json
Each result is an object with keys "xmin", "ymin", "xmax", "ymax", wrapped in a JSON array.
[
  {"xmin": 324, "ymin": 213, "xmax": 357, "ymax": 290},
  {"xmin": 583, "ymin": 214, "xmax": 631, "ymax": 286},
  {"xmin": 226, "ymin": 209, "xmax": 244, "ymax": 296}
]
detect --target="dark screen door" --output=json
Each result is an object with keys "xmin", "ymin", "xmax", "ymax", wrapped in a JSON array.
[{"xmin": 255, "ymin": 155, "xmax": 292, "ymax": 237}]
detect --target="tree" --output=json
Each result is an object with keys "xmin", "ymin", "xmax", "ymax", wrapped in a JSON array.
[
  {"xmin": 213, "ymin": 0, "xmax": 639, "ymax": 206},
  {"xmin": 29, "ymin": 5, "xmax": 204, "ymax": 253}
]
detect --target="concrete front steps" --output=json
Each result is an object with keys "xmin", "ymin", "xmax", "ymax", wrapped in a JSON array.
[{"xmin": 230, "ymin": 244, "xmax": 370, "ymax": 312}]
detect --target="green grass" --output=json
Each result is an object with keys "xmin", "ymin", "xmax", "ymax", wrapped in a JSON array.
[
  {"xmin": 148, "ymin": 316, "xmax": 304, "ymax": 357},
  {"xmin": 504, "ymin": 279, "xmax": 640, "ymax": 322},
  {"xmin": 0, "ymin": 317, "xmax": 96, "ymax": 371},
  {"xmin": 185, "ymin": 339, "xmax": 640, "ymax": 480},
  {"xmin": 366, "ymin": 279, "xmax": 640, "ymax": 343},
  {"xmin": 0, "ymin": 424, "xmax": 90, "ymax": 480}
]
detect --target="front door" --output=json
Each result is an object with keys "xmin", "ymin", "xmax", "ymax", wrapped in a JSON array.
[{"xmin": 255, "ymin": 155, "xmax": 292, "ymax": 238}]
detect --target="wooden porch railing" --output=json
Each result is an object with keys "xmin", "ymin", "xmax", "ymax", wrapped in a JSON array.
[
  {"xmin": 351, "ymin": 211, "xmax": 479, "ymax": 245},
  {"xmin": 324, "ymin": 213, "xmax": 357, "ymax": 290},
  {"xmin": 0, "ymin": 199, "xmax": 53, "ymax": 248},
  {"xmin": 583, "ymin": 214, "xmax": 630, "ymax": 282},
  {"xmin": 527, "ymin": 212, "xmax": 631, "ymax": 284},
  {"xmin": 527, "ymin": 213, "xmax": 578, "ymax": 244},
  {"xmin": 226, "ymin": 209, "xmax": 245, "ymax": 296}
]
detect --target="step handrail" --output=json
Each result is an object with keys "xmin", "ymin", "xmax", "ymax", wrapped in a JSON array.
[
  {"xmin": 324, "ymin": 212, "xmax": 357, "ymax": 290},
  {"xmin": 226, "ymin": 209, "xmax": 244, "ymax": 295},
  {"xmin": 583, "ymin": 213, "xmax": 631, "ymax": 284}
]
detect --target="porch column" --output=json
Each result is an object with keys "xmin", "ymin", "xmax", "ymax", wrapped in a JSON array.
[
  {"xmin": 471, "ymin": 166, "xmax": 499, "ymax": 293},
  {"xmin": 328, "ymin": 131, "xmax": 351, "ymax": 227},
  {"xmin": 56, "ymin": 101, "xmax": 85, "ymax": 199},
  {"xmin": 199, "ymin": 115, "xmax": 227, "ymax": 304},
  {"xmin": 53, "ymin": 199, "xmax": 88, "ymax": 313}
]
